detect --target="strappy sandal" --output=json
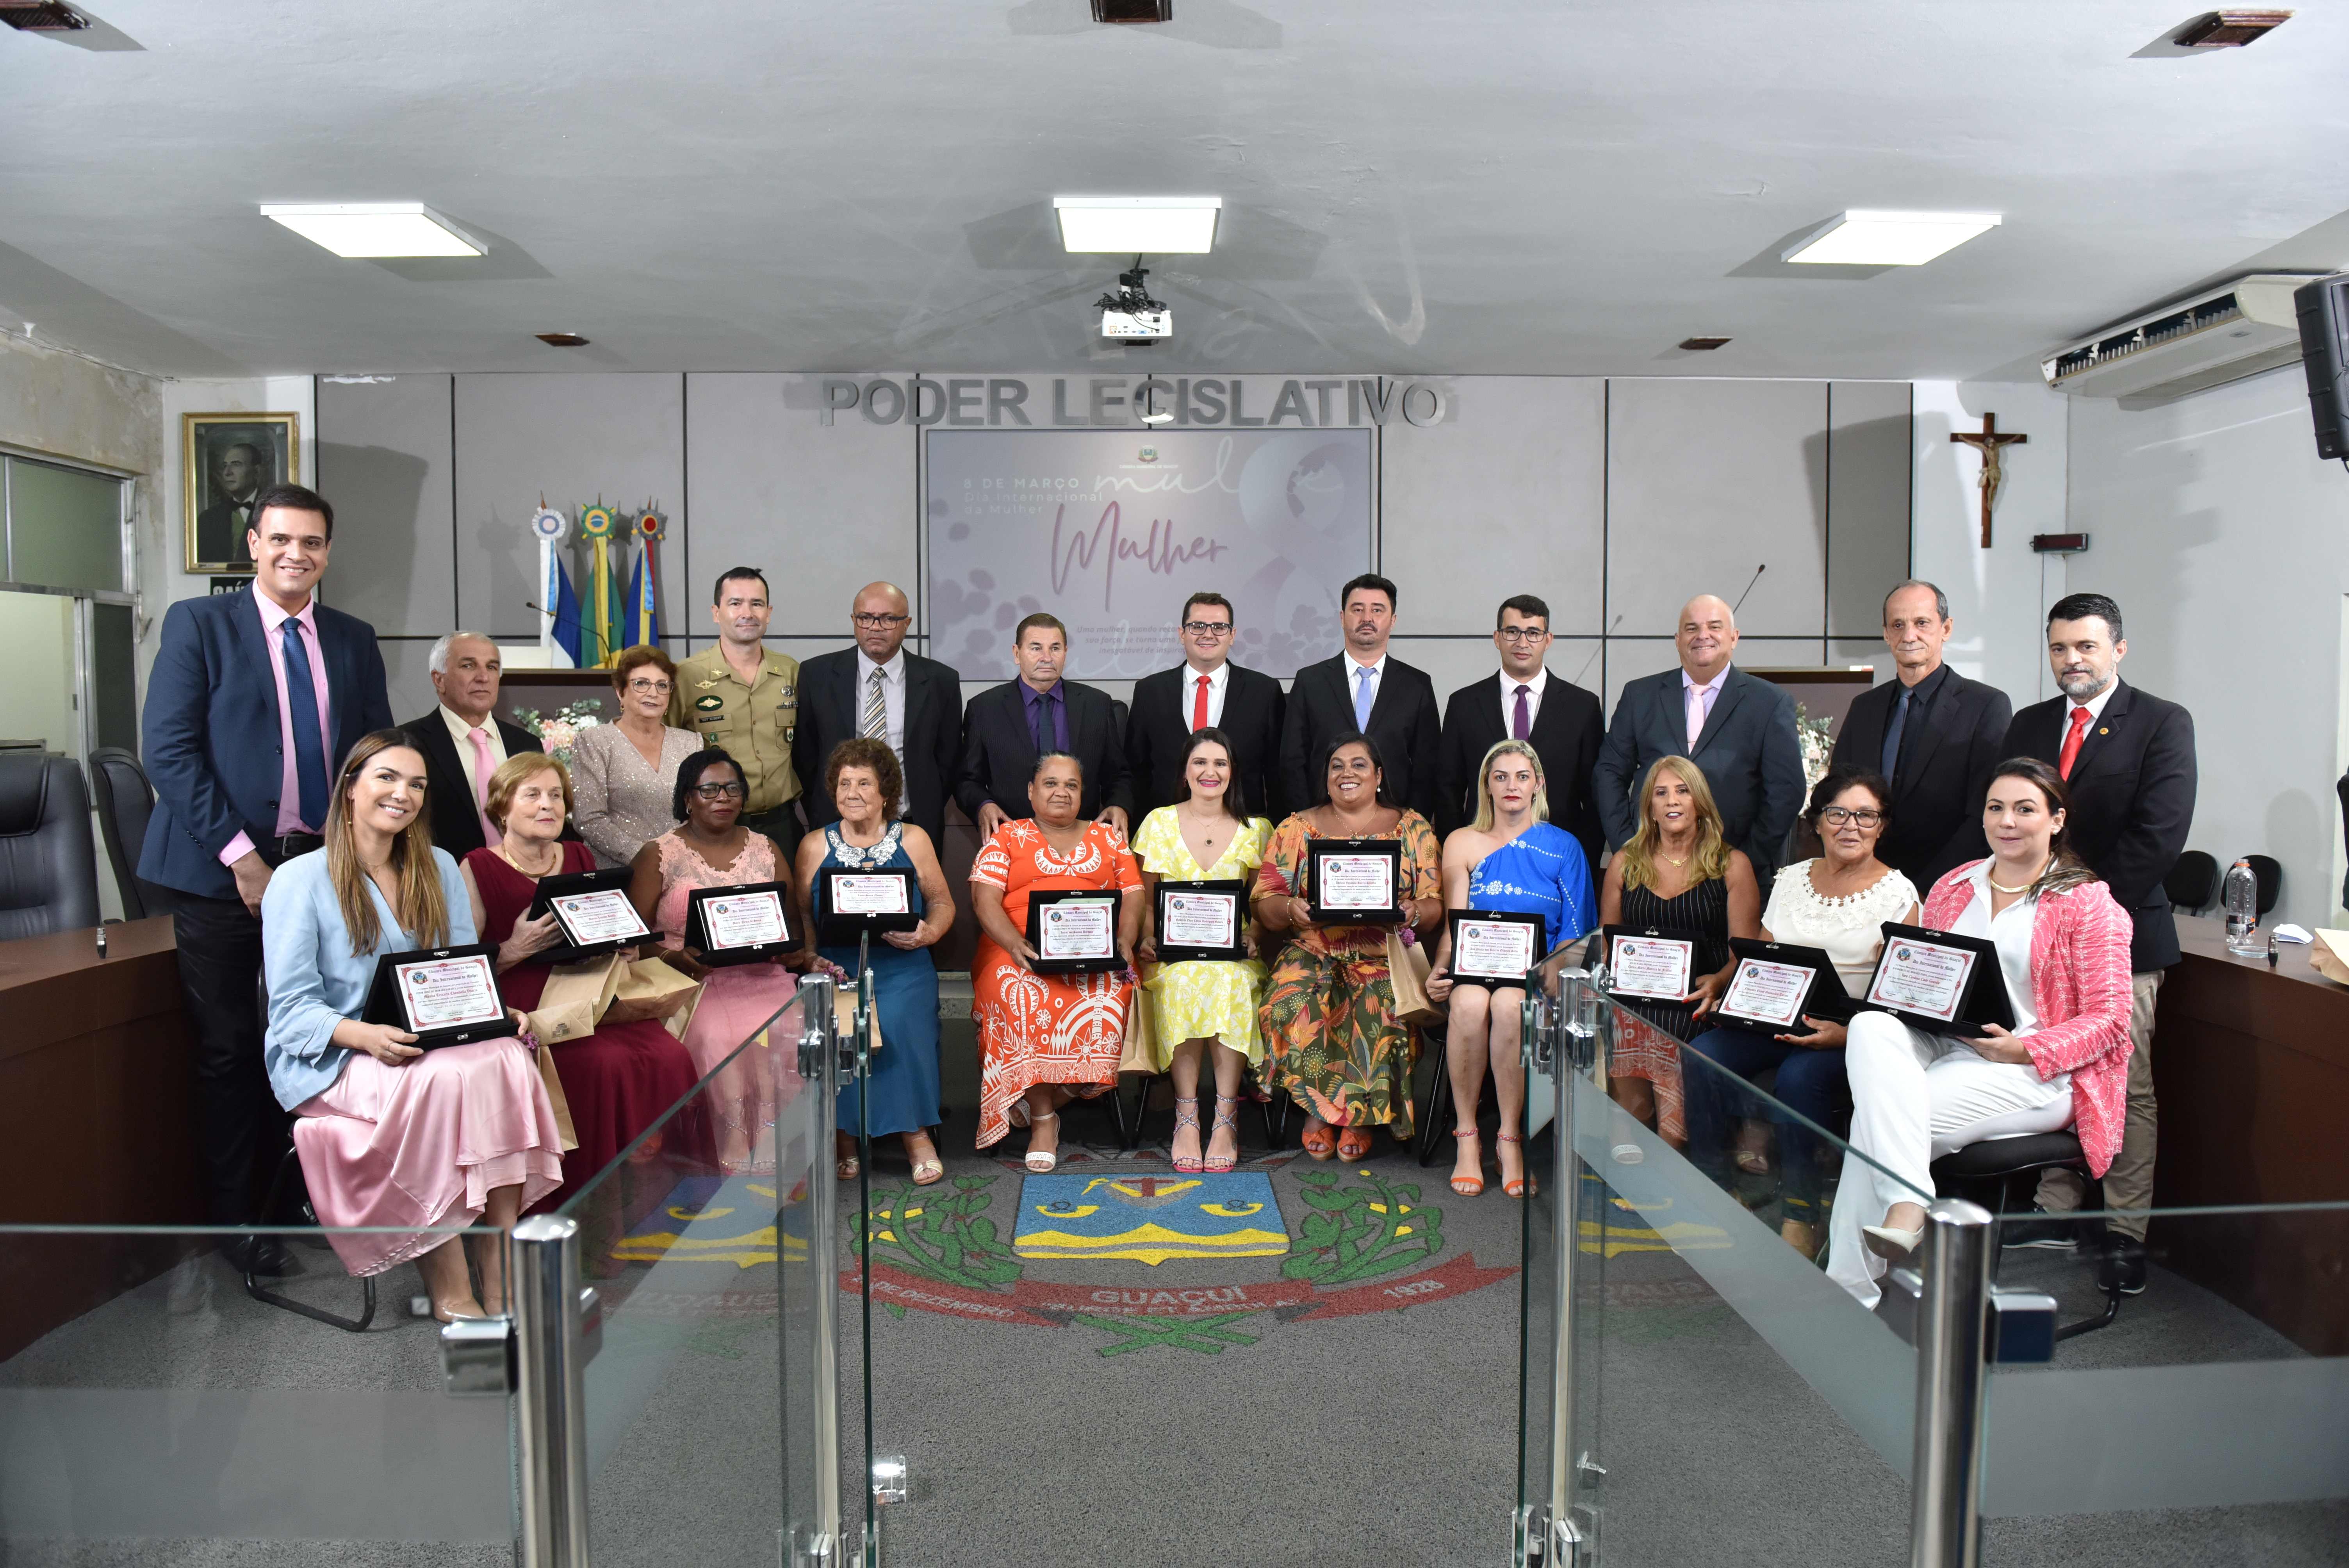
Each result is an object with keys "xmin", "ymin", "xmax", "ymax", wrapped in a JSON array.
[
  {"xmin": 1498, "ymin": 1130, "xmax": 1536, "ymax": 1198},
  {"xmin": 1336, "ymin": 1124, "xmax": 1374, "ymax": 1163},
  {"xmin": 1205, "ymin": 1097, "xmax": 1240, "ymax": 1173},
  {"xmin": 1301, "ymin": 1117, "xmax": 1337, "ymax": 1161},
  {"xmin": 1024, "ymin": 1110, "xmax": 1061, "ymax": 1173},
  {"xmin": 836, "ymin": 1147, "xmax": 860, "ymax": 1180},
  {"xmin": 1006, "ymin": 1099, "xmax": 1031, "ymax": 1130},
  {"xmin": 1450, "ymin": 1128, "xmax": 1485, "ymax": 1197},
  {"xmin": 906, "ymin": 1133, "xmax": 944, "ymax": 1187},
  {"xmin": 1170, "ymin": 1096, "xmax": 1204, "ymax": 1172}
]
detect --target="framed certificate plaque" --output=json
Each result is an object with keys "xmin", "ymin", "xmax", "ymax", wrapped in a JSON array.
[
  {"xmin": 1304, "ymin": 838, "xmax": 1403, "ymax": 925},
  {"xmin": 363, "ymin": 944, "xmax": 506, "ymax": 1049},
  {"xmin": 684, "ymin": 880, "xmax": 798, "ymax": 967},
  {"xmin": 1602, "ymin": 924, "xmax": 1701, "ymax": 1003},
  {"xmin": 526, "ymin": 867, "xmax": 651, "ymax": 962},
  {"xmin": 1155, "ymin": 879, "xmax": 1247, "ymax": 964},
  {"xmin": 1445, "ymin": 909, "xmax": 1544, "ymax": 989},
  {"xmin": 1862, "ymin": 923, "xmax": 2015, "ymax": 1035},
  {"xmin": 819, "ymin": 867, "xmax": 921, "ymax": 942},
  {"xmin": 1026, "ymin": 887, "xmax": 1125, "ymax": 975},
  {"xmin": 1718, "ymin": 938, "xmax": 1853, "ymax": 1030}
]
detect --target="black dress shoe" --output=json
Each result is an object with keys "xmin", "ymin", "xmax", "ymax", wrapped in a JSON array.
[
  {"xmin": 225, "ymin": 1236, "xmax": 298, "ymax": 1278},
  {"xmin": 1999, "ymin": 1206, "xmax": 2082, "ymax": 1251},
  {"xmin": 2095, "ymin": 1233, "xmax": 2147, "ymax": 1295}
]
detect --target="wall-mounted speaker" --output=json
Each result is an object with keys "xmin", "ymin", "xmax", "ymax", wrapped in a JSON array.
[{"xmin": 2294, "ymin": 275, "xmax": 2349, "ymax": 461}]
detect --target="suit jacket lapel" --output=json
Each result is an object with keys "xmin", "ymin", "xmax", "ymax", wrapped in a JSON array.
[
  {"xmin": 1894, "ymin": 677, "xmax": 1959, "ymax": 800},
  {"xmin": 232, "ymin": 588, "xmax": 282, "ymax": 732},
  {"xmin": 2067, "ymin": 682, "xmax": 2132, "ymax": 781},
  {"xmin": 1691, "ymin": 670, "xmax": 1748, "ymax": 756}
]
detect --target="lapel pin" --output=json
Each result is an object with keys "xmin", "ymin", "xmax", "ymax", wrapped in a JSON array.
[{"xmin": 2098, "ymin": 727, "xmax": 2108, "ymax": 735}]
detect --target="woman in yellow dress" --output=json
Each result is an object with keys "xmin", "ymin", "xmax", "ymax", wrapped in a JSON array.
[{"xmin": 1132, "ymin": 727, "xmax": 1273, "ymax": 1173}]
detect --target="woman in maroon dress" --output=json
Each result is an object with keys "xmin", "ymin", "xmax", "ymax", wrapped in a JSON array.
[{"xmin": 461, "ymin": 753, "xmax": 702, "ymax": 1212}]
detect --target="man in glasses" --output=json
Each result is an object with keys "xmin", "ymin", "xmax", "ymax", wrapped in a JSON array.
[
  {"xmin": 399, "ymin": 630, "xmax": 549, "ymax": 858},
  {"xmin": 1434, "ymin": 594, "xmax": 1604, "ymax": 869},
  {"xmin": 795, "ymin": 580, "xmax": 965, "ymax": 847},
  {"xmin": 1829, "ymin": 579, "xmax": 2012, "ymax": 889},
  {"xmin": 667, "ymin": 566, "xmax": 803, "ymax": 857},
  {"xmin": 1124, "ymin": 590, "xmax": 1285, "ymax": 820}
]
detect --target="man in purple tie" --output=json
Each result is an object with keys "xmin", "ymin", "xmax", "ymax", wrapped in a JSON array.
[{"xmin": 1435, "ymin": 594, "xmax": 1604, "ymax": 870}]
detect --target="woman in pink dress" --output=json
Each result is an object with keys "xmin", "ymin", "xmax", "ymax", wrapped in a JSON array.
[
  {"xmin": 262, "ymin": 731, "xmax": 565, "ymax": 1322},
  {"xmin": 628, "ymin": 747, "xmax": 804, "ymax": 1170}
]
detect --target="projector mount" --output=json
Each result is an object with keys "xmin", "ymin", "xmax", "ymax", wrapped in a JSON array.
[{"xmin": 1095, "ymin": 257, "xmax": 1164, "ymax": 315}]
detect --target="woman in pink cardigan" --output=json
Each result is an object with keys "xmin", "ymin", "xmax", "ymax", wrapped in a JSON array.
[{"xmin": 1827, "ymin": 756, "xmax": 2135, "ymax": 1309}]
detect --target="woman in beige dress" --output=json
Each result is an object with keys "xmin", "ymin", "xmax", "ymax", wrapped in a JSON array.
[{"xmin": 572, "ymin": 645, "xmax": 700, "ymax": 869}]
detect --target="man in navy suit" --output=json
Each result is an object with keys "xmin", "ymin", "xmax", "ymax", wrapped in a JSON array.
[
  {"xmin": 795, "ymin": 580, "xmax": 965, "ymax": 846},
  {"xmin": 1435, "ymin": 593, "xmax": 1605, "ymax": 865},
  {"xmin": 140, "ymin": 485, "xmax": 393, "ymax": 1262},
  {"xmin": 955, "ymin": 612, "xmax": 1132, "ymax": 835},
  {"xmin": 1592, "ymin": 593, "xmax": 1806, "ymax": 884},
  {"xmin": 1125, "ymin": 591, "xmax": 1285, "ymax": 821},
  {"xmin": 1277, "ymin": 573, "xmax": 1443, "ymax": 821}
]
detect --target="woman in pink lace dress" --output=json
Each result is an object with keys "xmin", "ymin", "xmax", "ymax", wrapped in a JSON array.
[{"xmin": 627, "ymin": 748, "xmax": 804, "ymax": 1169}]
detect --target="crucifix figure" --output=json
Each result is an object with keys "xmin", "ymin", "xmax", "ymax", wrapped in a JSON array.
[{"xmin": 1951, "ymin": 412, "xmax": 2028, "ymax": 547}]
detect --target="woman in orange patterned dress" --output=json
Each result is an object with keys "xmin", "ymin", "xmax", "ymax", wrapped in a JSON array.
[{"xmin": 968, "ymin": 752, "xmax": 1144, "ymax": 1171}]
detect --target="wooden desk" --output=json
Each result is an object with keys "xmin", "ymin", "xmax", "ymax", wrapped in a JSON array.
[
  {"xmin": 0, "ymin": 916, "xmax": 208, "ymax": 1359},
  {"xmin": 2152, "ymin": 916, "xmax": 2349, "ymax": 1353}
]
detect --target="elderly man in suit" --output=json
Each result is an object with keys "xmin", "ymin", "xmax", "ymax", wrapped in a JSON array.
[
  {"xmin": 1592, "ymin": 593, "xmax": 1805, "ymax": 884},
  {"xmin": 1125, "ymin": 590, "xmax": 1285, "ymax": 821},
  {"xmin": 1435, "ymin": 593, "xmax": 1604, "ymax": 865},
  {"xmin": 1277, "ymin": 573, "xmax": 1442, "ymax": 820},
  {"xmin": 399, "ymin": 631, "xmax": 543, "ymax": 859},
  {"xmin": 1830, "ymin": 580, "xmax": 2012, "ymax": 890},
  {"xmin": 955, "ymin": 612, "xmax": 1132, "ymax": 836},
  {"xmin": 2000, "ymin": 592, "xmax": 2196, "ymax": 1292},
  {"xmin": 794, "ymin": 580, "xmax": 964, "ymax": 846},
  {"xmin": 140, "ymin": 484, "xmax": 393, "ymax": 1271}
]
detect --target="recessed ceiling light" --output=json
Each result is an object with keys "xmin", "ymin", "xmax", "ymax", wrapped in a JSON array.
[
  {"xmin": 2174, "ymin": 9, "xmax": 2291, "ymax": 46},
  {"xmin": 536, "ymin": 331, "xmax": 590, "ymax": 347},
  {"xmin": 1782, "ymin": 210, "xmax": 2001, "ymax": 266},
  {"xmin": 1054, "ymin": 197, "xmax": 1221, "ymax": 254},
  {"xmin": 259, "ymin": 202, "xmax": 483, "ymax": 258},
  {"xmin": 1679, "ymin": 336, "xmax": 1732, "ymax": 351}
]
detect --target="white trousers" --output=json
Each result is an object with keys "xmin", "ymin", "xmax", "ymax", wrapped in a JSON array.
[{"xmin": 1825, "ymin": 1012, "xmax": 2074, "ymax": 1310}]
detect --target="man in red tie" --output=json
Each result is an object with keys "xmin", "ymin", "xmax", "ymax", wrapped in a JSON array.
[
  {"xmin": 1124, "ymin": 591, "xmax": 1286, "ymax": 821},
  {"xmin": 401, "ymin": 632, "xmax": 546, "ymax": 859},
  {"xmin": 1998, "ymin": 592, "xmax": 2197, "ymax": 1293}
]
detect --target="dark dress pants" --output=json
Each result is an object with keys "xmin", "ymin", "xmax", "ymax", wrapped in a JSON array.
[
  {"xmin": 1684, "ymin": 1024, "xmax": 1849, "ymax": 1222},
  {"xmin": 172, "ymin": 891, "xmax": 289, "ymax": 1225}
]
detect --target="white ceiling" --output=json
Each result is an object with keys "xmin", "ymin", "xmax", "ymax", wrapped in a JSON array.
[{"xmin": 4, "ymin": 0, "xmax": 2347, "ymax": 381}]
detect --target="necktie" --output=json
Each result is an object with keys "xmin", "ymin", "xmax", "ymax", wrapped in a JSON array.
[
  {"xmin": 1685, "ymin": 682, "xmax": 1707, "ymax": 751},
  {"xmin": 280, "ymin": 619, "xmax": 328, "ymax": 831},
  {"xmin": 1880, "ymin": 685, "xmax": 1911, "ymax": 783},
  {"xmin": 1353, "ymin": 665, "xmax": 1376, "ymax": 730},
  {"xmin": 860, "ymin": 669, "xmax": 887, "ymax": 741},
  {"xmin": 1032, "ymin": 689, "xmax": 1052, "ymax": 753},
  {"xmin": 469, "ymin": 727, "xmax": 501, "ymax": 847},
  {"xmin": 1512, "ymin": 683, "xmax": 1531, "ymax": 741},
  {"xmin": 1192, "ymin": 674, "xmax": 1211, "ymax": 733},
  {"xmin": 2058, "ymin": 706, "xmax": 2092, "ymax": 779}
]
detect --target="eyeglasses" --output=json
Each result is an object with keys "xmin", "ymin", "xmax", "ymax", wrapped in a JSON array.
[
  {"xmin": 693, "ymin": 781, "xmax": 748, "ymax": 800},
  {"xmin": 1497, "ymin": 626, "xmax": 1549, "ymax": 643},
  {"xmin": 1182, "ymin": 620, "xmax": 1234, "ymax": 636},
  {"xmin": 1818, "ymin": 807, "xmax": 1884, "ymax": 828},
  {"xmin": 854, "ymin": 613, "xmax": 911, "ymax": 629},
  {"xmin": 626, "ymin": 679, "xmax": 672, "ymax": 694}
]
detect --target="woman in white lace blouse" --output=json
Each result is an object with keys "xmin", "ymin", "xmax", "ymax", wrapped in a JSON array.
[{"xmin": 1684, "ymin": 766, "xmax": 1918, "ymax": 1259}]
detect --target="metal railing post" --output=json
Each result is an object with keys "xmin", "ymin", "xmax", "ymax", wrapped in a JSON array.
[
  {"xmin": 513, "ymin": 1215, "xmax": 590, "ymax": 1568},
  {"xmin": 796, "ymin": 973, "xmax": 843, "ymax": 1567},
  {"xmin": 1911, "ymin": 1197, "xmax": 1995, "ymax": 1568}
]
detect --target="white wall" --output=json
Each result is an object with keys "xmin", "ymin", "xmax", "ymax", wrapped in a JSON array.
[{"xmin": 2062, "ymin": 366, "xmax": 2349, "ymax": 930}]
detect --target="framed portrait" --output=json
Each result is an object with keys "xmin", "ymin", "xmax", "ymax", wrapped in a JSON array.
[{"xmin": 183, "ymin": 412, "xmax": 299, "ymax": 573}]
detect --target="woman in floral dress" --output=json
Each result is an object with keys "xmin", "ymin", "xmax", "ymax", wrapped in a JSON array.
[{"xmin": 1253, "ymin": 733, "xmax": 1443, "ymax": 1163}]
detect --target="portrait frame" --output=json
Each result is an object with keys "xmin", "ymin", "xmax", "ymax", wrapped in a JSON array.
[{"xmin": 182, "ymin": 412, "xmax": 300, "ymax": 573}]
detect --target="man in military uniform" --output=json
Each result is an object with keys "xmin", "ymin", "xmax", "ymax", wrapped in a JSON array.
[{"xmin": 667, "ymin": 565, "xmax": 802, "ymax": 855}]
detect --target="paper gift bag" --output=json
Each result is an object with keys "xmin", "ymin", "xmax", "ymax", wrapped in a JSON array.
[
  {"xmin": 525, "ymin": 998, "xmax": 599, "ymax": 1046},
  {"xmin": 606, "ymin": 956, "xmax": 699, "ymax": 1024},
  {"xmin": 1384, "ymin": 929, "xmax": 1444, "ymax": 1028},
  {"xmin": 2310, "ymin": 929, "xmax": 2349, "ymax": 985},
  {"xmin": 535, "ymin": 1045, "xmax": 579, "ymax": 1153},
  {"xmin": 541, "ymin": 954, "xmax": 626, "ymax": 1026},
  {"xmin": 1117, "ymin": 963, "xmax": 1158, "ymax": 1074},
  {"xmin": 834, "ymin": 988, "xmax": 886, "ymax": 1054}
]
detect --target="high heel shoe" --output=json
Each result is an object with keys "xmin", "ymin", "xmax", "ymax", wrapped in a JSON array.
[
  {"xmin": 1863, "ymin": 1223, "xmax": 1924, "ymax": 1262},
  {"xmin": 1170, "ymin": 1096, "xmax": 1204, "ymax": 1172},
  {"xmin": 1497, "ymin": 1130, "xmax": 1536, "ymax": 1198},
  {"xmin": 1024, "ymin": 1110, "xmax": 1061, "ymax": 1174},
  {"xmin": 1204, "ymin": 1098, "xmax": 1240, "ymax": 1173},
  {"xmin": 1336, "ymin": 1124, "xmax": 1374, "ymax": 1163},
  {"xmin": 1301, "ymin": 1117, "xmax": 1336, "ymax": 1161},
  {"xmin": 1449, "ymin": 1129, "xmax": 1485, "ymax": 1197}
]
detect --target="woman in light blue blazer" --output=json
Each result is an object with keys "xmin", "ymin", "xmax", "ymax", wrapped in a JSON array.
[{"xmin": 263, "ymin": 730, "xmax": 565, "ymax": 1322}]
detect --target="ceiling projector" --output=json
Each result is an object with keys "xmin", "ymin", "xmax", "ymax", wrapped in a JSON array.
[{"xmin": 1098, "ymin": 263, "xmax": 1170, "ymax": 341}]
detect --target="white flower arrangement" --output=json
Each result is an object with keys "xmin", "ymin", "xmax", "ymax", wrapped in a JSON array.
[{"xmin": 510, "ymin": 698, "xmax": 606, "ymax": 765}]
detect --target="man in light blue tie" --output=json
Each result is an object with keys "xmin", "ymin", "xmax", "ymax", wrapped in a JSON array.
[{"xmin": 1276, "ymin": 573, "xmax": 1444, "ymax": 820}]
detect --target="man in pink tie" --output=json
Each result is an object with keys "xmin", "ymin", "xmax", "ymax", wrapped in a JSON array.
[
  {"xmin": 401, "ymin": 631, "xmax": 548, "ymax": 859},
  {"xmin": 1433, "ymin": 594, "xmax": 1604, "ymax": 868},
  {"xmin": 1123, "ymin": 590, "xmax": 1286, "ymax": 821}
]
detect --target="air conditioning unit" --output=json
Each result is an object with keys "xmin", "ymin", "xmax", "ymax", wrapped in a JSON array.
[{"xmin": 2041, "ymin": 274, "xmax": 2328, "ymax": 406}]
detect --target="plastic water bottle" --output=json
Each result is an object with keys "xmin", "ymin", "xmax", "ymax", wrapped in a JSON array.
[{"xmin": 2224, "ymin": 859, "xmax": 2262, "ymax": 955}]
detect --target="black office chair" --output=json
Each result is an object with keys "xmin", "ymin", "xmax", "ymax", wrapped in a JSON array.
[
  {"xmin": 87, "ymin": 746, "xmax": 172, "ymax": 921},
  {"xmin": 2162, "ymin": 850, "xmax": 2219, "ymax": 916},
  {"xmin": 1930, "ymin": 1132, "xmax": 2120, "ymax": 1341},
  {"xmin": 0, "ymin": 752, "xmax": 101, "ymax": 938},
  {"xmin": 2244, "ymin": 854, "xmax": 2282, "ymax": 917},
  {"xmin": 244, "ymin": 1146, "xmax": 378, "ymax": 1333}
]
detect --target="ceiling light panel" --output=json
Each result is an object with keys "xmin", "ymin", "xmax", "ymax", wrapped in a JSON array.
[
  {"xmin": 260, "ymin": 203, "xmax": 483, "ymax": 258},
  {"xmin": 1782, "ymin": 210, "xmax": 2001, "ymax": 266},
  {"xmin": 1054, "ymin": 197, "xmax": 1221, "ymax": 254}
]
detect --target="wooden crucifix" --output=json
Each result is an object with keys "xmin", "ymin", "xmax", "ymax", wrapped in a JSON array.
[{"xmin": 1951, "ymin": 413, "xmax": 2028, "ymax": 547}]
